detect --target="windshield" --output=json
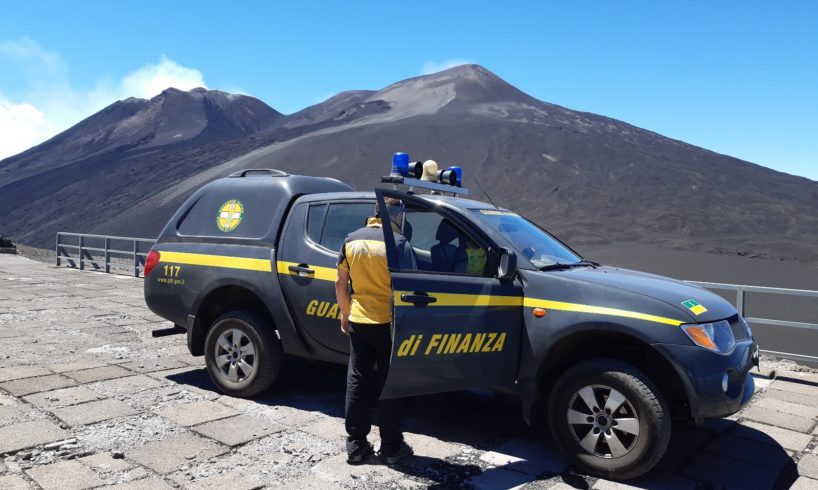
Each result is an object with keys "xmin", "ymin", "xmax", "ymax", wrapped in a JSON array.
[{"xmin": 470, "ymin": 209, "xmax": 581, "ymax": 268}]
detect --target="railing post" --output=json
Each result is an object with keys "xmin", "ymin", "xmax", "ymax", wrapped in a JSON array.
[
  {"xmin": 55, "ymin": 233, "xmax": 60, "ymax": 267},
  {"xmin": 104, "ymin": 237, "xmax": 110, "ymax": 274},
  {"xmin": 79, "ymin": 235, "xmax": 84, "ymax": 270},
  {"xmin": 133, "ymin": 240, "xmax": 139, "ymax": 277},
  {"xmin": 736, "ymin": 288, "xmax": 745, "ymax": 317}
]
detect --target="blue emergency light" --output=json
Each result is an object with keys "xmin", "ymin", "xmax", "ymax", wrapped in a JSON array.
[
  {"xmin": 448, "ymin": 166, "xmax": 462, "ymax": 187},
  {"xmin": 391, "ymin": 152, "xmax": 409, "ymax": 177}
]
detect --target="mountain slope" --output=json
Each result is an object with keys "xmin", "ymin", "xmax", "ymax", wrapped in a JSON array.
[
  {"xmin": 1, "ymin": 65, "xmax": 817, "ymax": 265},
  {"xmin": 0, "ymin": 88, "xmax": 281, "ymax": 187}
]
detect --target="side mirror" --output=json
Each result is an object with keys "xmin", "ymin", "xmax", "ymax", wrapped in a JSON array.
[{"xmin": 497, "ymin": 247, "xmax": 517, "ymax": 281}]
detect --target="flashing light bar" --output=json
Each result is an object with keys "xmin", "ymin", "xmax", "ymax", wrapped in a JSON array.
[{"xmin": 384, "ymin": 152, "xmax": 468, "ymax": 196}]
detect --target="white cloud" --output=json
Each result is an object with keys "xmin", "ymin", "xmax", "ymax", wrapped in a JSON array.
[
  {"xmin": 0, "ymin": 38, "xmax": 207, "ymax": 160},
  {"xmin": 420, "ymin": 58, "xmax": 475, "ymax": 75}
]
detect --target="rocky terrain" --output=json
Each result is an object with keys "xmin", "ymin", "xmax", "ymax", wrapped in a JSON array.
[{"xmin": 1, "ymin": 65, "xmax": 817, "ymax": 265}]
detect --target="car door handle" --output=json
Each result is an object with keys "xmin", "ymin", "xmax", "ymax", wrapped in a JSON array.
[
  {"xmin": 400, "ymin": 292, "xmax": 437, "ymax": 305},
  {"xmin": 288, "ymin": 264, "xmax": 315, "ymax": 275}
]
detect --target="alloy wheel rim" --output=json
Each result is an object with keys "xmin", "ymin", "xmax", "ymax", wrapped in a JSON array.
[
  {"xmin": 214, "ymin": 328, "xmax": 256, "ymax": 384},
  {"xmin": 566, "ymin": 384, "xmax": 640, "ymax": 458}
]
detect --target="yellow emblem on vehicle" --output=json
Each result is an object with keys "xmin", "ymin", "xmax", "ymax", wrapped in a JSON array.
[
  {"xmin": 217, "ymin": 200, "xmax": 244, "ymax": 232},
  {"xmin": 682, "ymin": 299, "xmax": 707, "ymax": 315}
]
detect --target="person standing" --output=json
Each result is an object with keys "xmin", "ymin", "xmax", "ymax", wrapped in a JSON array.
[{"xmin": 335, "ymin": 198, "xmax": 415, "ymax": 465}]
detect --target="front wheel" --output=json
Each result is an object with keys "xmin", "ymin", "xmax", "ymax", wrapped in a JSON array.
[
  {"xmin": 204, "ymin": 310, "xmax": 281, "ymax": 397},
  {"xmin": 548, "ymin": 359, "xmax": 670, "ymax": 480}
]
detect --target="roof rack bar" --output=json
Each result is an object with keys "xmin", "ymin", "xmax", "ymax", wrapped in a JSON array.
[{"xmin": 380, "ymin": 175, "xmax": 468, "ymax": 196}]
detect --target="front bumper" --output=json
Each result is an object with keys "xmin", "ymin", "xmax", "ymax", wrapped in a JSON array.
[{"xmin": 655, "ymin": 340, "xmax": 757, "ymax": 421}]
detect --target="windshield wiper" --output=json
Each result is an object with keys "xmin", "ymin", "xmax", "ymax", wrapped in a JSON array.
[
  {"xmin": 539, "ymin": 259, "xmax": 600, "ymax": 271},
  {"xmin": 576, "ymin": 259, "xmax": 601, "ymax": 268}
]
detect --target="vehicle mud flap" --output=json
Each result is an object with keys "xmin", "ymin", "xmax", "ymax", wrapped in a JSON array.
[{"xmin": 518, "ymin": 377, "xmax": 537, "ymax": 425}]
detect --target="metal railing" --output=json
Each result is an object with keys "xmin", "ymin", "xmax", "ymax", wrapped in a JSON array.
[
  {"xmin": 686, "ymin": 280, "xmax": 818, "ymax": 363},
  {"xmin": 56, "ymin": 232, "xmax": 156, "ymax": 277}
]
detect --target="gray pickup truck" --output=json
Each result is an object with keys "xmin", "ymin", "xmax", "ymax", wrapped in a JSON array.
[{"xmin": 143, "ymin": 166, "xmax": 757, "ymax": 479}]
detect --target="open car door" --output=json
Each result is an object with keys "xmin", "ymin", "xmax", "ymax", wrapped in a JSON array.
[{"xmin": 376, "ymin": 189, "xmax": 524, "ymax": 399}]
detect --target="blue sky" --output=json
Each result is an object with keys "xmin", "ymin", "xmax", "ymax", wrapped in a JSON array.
[{"xmin": 1, "ymin": 1, "xmax": 816, "ymax": 180}]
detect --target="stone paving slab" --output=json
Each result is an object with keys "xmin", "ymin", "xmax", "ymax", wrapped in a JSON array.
[
  {"xmin": 79, "ymin": 452, "xmax": 136, "ymax": 472},
  {"xmin": 0, "ymin": 474, "xmax": 31, "ymax": 489},
  {"xmin": 0, "ymin": 374, "xmax": 76, "ymax": 396},
  {"xmin": 466, "ymin": 466, "xmax": 537, "ymax": 489},
  {"xmin": 792, "ymin": 476, "xmax": 818, "ymax": 489},
  {"xmin": 192, "ymin": 414, "xmax": 285, "ymax": 447},
  {"xmin": 299, "ymin": 416, "xmax": 348, "ymax": 442},
  {"xmin": 90, "ymin": 374, "xmax": 167, "ymax": 396},
  {"xmin": 64, "ymin": 365, "xmax": 134, "ymax": 383},
  {"xmin": 25, "ymin": 460, "xmax": 105, "ymax": 490},
  {"xmin": 127, "ymin": 433, "xmax": 229, "ymax": 474},
  {"xmin": 46, "ymin": 360, "xmax": 108, "ymax": 373},
  {"xmin": 752, "ymin": 394, "xmax": 818, "ymax": 419},
  {"xmin": 733, "ymin": 420, "xmax": 814, "ymax": 452},
  {"xmin": 742, "ymin": 405, "xmax": 816, "ymax": 433},
  {"xmin": 764, "ymin": 388, "xmax": 818, "ymax": 411},
  {"xmin": 704, "ymin": 433, "xmax": 793, "ymax": 470},
  {"xmin": 0, "ymin": 419, "xmax": 69, "ymax": 454},
  {"xmin": 592, "ymin": 476, "xmax": 697, "ymax": 489},
  {"xmin": 404, "ymin": 431, "xmax": 463, "ymax": 461},
  {"xmin": 311, "ymin": 452, "xmax": 405, "ymax": 486},
  {"xmin": 682, "ymin": 452, "xmax": 780, "ymax": 488},
  {"xmin": 156, "ymin": 400, "xmax": 239, "ymax": 427},
  {"xmin": 109, "ymin": 477, "xmax": 175, "ymax": 489},
  {"xmin": 770, "ymin": 378, "xmax": 818, "ymax": 396},
  {"xmin": 183, "ymin": 470, "xmax": 264, "ymax": 490},
  {"xmin": 0, "ymin": 365, "xmax": 52, "ymax": 382},
  {"xmin": 120, "ymin": 358, "xmax": 188, "ymax": 374},
  {"xmin": 23, "ymin": 386, "xmax": 101, "ymax": 410},
  {"xmin": 799, "ymin": 454, "xmax": 818, "ymax": 480},
  {"xmin": 479, "ymin": 438, "xmax": 568, "ymax": 475},
  {"xmin": 51, "ymin": 398, "xmax": 138, "ymax": 427}
]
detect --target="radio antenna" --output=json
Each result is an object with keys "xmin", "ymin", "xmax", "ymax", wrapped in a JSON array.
[{"xmin": 471, "ymin": 175, "xmax": 499, "ymax": 209}]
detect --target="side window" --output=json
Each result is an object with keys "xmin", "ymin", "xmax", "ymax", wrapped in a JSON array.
[
  {"xmin": 319, "ymin": 203, "xmax": 373, "ymax": 252},
  {"xmin": 306, "ymin": 204, "xmax": 328, "ymax": 244},
  {"xmin": 402, "ymin": 206, "xmax": 491, "ymax": 276},
  {"xmin": 178, "ymin": 186, "xmax": 279, "ymax": 238}
]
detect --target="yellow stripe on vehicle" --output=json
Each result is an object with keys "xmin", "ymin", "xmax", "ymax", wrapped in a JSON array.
[
  {"xmin": 276, "ymin": 261, "xmax": 338, "ymax": 282},
  {"xmin": 160, "ymin": 251, "xmax": 272, "ymax": 272},
  {"xmin": 523, "ymin": 298, "xmax": 684, "ymax": 326},
  {"xmin": 393, "ymin": 291, "xmax": 684, "ymax": 327},
  {"xmin": 393, "ymin": 291, "xmax": 523, "ymax": 307}
]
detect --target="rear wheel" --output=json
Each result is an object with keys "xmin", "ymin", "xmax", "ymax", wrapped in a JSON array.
[
  {"xmin": 548, "ymin": 359, "xmax": 670, "ymax": 480},
  {"xmin": 204, "ymin": 310, "xmax": 281, "ymax": 397}
]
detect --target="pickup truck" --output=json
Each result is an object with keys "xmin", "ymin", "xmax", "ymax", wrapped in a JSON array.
[{"xmin": 143, "ymin": 165, "xmax": 758, "ymax": 479}]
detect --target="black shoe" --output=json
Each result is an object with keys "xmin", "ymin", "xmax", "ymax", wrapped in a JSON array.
[
  {"xmin": 346, "ymin": 441, "xmax": 374, "ymax": 465},
  {"xmin": 378, "ymin": 442, "xmax": 413, "ymax": 464}
]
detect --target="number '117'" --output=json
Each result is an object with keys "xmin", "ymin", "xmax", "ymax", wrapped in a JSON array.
[{"xmin": 163, "ymin": 265, "xmax": 181, "ymax": 277}]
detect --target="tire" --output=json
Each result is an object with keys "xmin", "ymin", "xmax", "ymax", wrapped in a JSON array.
[
  {"xmin": 204, "ymin": 310, "xmax": 281, "ymax": 397},
  {"xmin": 548, "ymin": 359, "xmax": 671, "ymax": 480}
]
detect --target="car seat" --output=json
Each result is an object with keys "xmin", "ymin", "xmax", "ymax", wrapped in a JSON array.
[{"xmin": 430, "ymin": 221, "xmax": 467, "ymax": 273}]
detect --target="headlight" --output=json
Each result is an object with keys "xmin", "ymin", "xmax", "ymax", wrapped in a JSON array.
[{"xmin": 681, "ymin": 320, "xmax": 736, "ymax": 353}]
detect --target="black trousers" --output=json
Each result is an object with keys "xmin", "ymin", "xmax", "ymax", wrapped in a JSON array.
[{"xmin": 345, "ymin": 322, "xmax": 403, "ymax": 453}]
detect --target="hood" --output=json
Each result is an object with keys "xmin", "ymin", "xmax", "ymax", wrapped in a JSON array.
[{"xmin": 556, "ymin": 266, "xmax": 736, "ymax": 323}]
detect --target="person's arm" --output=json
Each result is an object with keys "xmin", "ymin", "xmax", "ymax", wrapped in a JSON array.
[
  {"xmin": 336, "ymin": 241, "xmax": 351, "ymax": 336},
  {"xmin": 335, "ymin": 267, "xmax": 351, "ymax": 336}
]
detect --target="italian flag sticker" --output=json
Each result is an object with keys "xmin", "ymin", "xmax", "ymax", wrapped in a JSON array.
[{"xmin": 682, "ymin": 299, "xmax": 707, "ymax": 315}]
